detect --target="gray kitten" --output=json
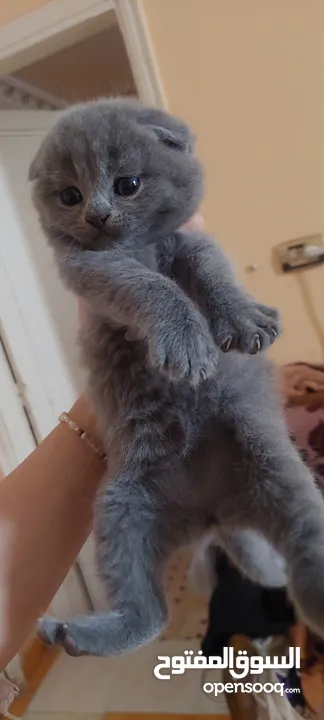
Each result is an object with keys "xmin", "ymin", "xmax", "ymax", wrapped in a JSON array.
[{"xmin": 30, "ymin": 99, "xmax": 324, "ymax": 656}]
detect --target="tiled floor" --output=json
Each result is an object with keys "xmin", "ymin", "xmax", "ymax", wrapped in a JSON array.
[{"xmin": 24, "ymin": 640, "xmax": 227, "ymax": 717}]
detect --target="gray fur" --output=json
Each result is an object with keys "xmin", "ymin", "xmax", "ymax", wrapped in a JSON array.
[
  {"xmin": 189, "ymin": 528, "xmax": 287, "ymax": 598},
  {"xmin": 31, "ymin": 98, "xmax": 324, "ymax": 656}
]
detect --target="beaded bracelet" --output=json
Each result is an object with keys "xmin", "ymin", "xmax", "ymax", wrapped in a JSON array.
[{"xmin": 59, "ymin": 411, "xmax": 106, "ymax": 461}]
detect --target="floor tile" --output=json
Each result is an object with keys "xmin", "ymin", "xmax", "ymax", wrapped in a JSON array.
[{"xmin": 28, "ymin": 653, "xmax": 121, "ymax": 714}]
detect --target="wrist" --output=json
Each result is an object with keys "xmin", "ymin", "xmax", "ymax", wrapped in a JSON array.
[{"xmin": 68, "ymin": 396, "xmax": 104, "ymax": 459}]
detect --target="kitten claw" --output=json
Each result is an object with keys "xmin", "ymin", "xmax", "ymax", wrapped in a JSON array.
[
  {"xmin": 250, "ymin": 334, "xmax": 261, "ymax": 354},
  {"xmin": 221, "ymin": 337, "xmax": 233, "ymax": 353},
  {"xmin": 217, "ymin": 302, "xmax": 280, "ymax": 355}
]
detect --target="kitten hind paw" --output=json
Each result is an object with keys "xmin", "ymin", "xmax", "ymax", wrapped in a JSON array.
[{"xmin": 37, "ymin": 617, "xmax": 83, "ymax": 656}]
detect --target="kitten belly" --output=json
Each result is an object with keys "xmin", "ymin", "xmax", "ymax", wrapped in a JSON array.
[{"xmin": 81, "ymin": 318, "xmax": 200, "ymax": 458}]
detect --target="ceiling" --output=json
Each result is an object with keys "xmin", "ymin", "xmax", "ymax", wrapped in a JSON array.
[{"xmin": 0, "ymin": 18, "xmax": 136, "ymax": 109}]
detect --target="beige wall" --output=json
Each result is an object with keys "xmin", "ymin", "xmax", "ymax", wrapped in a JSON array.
[
  {"xmin": 2, "ymin": 0, "xmax": 324, "ymax": 364},
  {"xmin": 142, "ymin": 0, "xmax": 324, "ymax": 365},
  {"xmin": 0, "ymin": 0, "xmax": 51, "ymax": 26}
]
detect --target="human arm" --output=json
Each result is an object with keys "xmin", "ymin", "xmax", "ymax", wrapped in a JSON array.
[
  {"xmin": 0, "ymin": 396, "xmax": 105, "ymax": 669},
  {"xmin": 172, "ymin": 229, "xmax": 280, "ymax": 353}
]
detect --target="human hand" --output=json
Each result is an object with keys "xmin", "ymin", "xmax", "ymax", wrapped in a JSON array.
[{"xmin": 182, "ymin": 211, "xmax": 204, "ymax": 233}]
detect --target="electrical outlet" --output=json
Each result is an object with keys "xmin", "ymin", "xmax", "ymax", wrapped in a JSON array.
[{"xmin": 277, "ymin": 234, "xmax": 324, "ymax": 273}]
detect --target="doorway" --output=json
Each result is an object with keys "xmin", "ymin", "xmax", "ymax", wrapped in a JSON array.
[{"xmin": 10, "ymin": 18, "xmax": 137, "ymax": 105}]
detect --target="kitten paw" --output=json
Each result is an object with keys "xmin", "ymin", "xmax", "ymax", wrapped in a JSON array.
[
  {"xmin": 38, "ymin": 617, "xmax": 86, "ymax": 656},
  {"xmin": 215, "ymin": 302, "xmax": 280, "ymax": 355},
  {"xmin": 150, "ymin": 316, "xmax": 218, "ymax": 385}
]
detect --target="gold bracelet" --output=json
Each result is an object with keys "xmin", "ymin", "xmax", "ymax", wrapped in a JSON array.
[{"xmin": 59, "ymin": 411, "xmax": 106, "ymax": 461}]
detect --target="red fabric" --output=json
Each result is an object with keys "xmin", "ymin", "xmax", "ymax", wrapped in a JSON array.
[{"xmin": 286, "ymin": 403, "xmax": 324, "ymax": 487}]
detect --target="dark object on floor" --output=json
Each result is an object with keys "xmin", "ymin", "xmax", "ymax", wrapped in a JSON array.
[{"xmin": 201, "ymin": 551, "xmax": 295, "ymax": 657}]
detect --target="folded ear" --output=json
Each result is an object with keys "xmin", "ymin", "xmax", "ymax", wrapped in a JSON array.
[
  {"xmin": 137, "ymin": 107, "xmax": 195, "ymax": 153},
  {"xmin": 28, "ymin": 158, "xmax": 38, "ymax": 181},
  {"xmin": 150, "ymin": 124, "xmax": 193, "ymax": 153}
]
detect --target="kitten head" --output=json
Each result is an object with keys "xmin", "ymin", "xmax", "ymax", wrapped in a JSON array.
[{"xmin": 30, "ymin": 98, "xmax": 203, "ymax": 251}]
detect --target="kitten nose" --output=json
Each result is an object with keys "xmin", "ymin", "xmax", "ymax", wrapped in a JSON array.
[{"xmin": 85, "ymin": 211, "xmax": 110, "ymax": 230}]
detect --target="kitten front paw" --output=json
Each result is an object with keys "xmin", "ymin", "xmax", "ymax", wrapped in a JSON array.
[
  {"xmin": 149, "ymin": 315, "xmax": 218, "ymax": 384},
  {"xmin": 215, "ymin": 302, "xmax": 280, "ymax": 355}
]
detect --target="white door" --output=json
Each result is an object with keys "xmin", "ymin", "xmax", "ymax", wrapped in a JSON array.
[
  {"xmin": 0, "ymin": 336, "xmax": 36, "ymax": 475},
  {"xmin": 0, "ymin": 110, "xmax": 105, "ymax": 613}
]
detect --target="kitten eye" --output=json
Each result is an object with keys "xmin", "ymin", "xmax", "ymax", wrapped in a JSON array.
[
  {"xmin": 114, "ymin": 176, "xmax": 141, "ymax": 197},
  {"xmin": 60, "ymin": 186, "xmax": 83, "ymax": 206}
]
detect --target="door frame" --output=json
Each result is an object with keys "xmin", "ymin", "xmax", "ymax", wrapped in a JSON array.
[{"xmin": 0, "ymin": 0, "xmax": 166, "ymax": 109}]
